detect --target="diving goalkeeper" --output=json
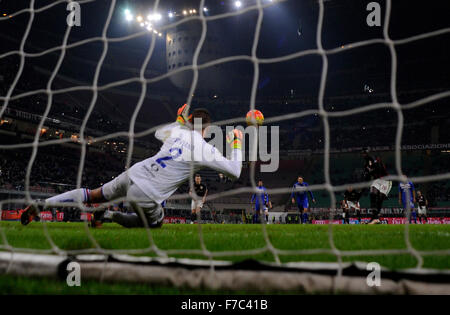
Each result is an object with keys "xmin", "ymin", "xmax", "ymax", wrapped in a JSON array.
[{"xmin": 21, "ymin": 105, "xmax": 243, "ymax": 228}]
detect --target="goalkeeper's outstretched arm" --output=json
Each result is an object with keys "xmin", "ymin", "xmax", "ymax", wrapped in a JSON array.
[
  {"xmin": 197, "ymin": 129, "xmax": 243, "ymax": 180},
  {"xmin": 199, "ymin": 145, "xmax": 243, "ymax": 180}
]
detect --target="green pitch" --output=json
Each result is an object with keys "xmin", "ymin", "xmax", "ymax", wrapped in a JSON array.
[{"xmin": 0, "ymin": 222, "xmax": 449, "ymax": 294}]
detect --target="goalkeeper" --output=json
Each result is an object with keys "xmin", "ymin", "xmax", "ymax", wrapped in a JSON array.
[{"xmin": 21, "ymin": 105, "xmax": 243, "ymax": 228}]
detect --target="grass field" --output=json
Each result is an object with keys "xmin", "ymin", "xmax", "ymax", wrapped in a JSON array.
[{"xmin": 0, "ymin": 221, "xmax": 449, "ymax": 294}]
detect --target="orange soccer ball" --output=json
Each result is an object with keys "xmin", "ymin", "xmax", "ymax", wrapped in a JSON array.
[{"xmin": 245, "ymin": 109, "xmax": 264, "ymax": 126}]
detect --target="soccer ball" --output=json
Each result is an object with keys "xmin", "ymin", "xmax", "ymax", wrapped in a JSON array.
[{"xmin": 246, "ymin": 109, "xmax": 264, "ymax": 126}]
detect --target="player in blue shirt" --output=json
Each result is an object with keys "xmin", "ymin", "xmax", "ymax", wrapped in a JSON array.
[
  {"xmin": 251, "ymin": 180, "xmax": 272, "ymax": 223},
  {"xmin": 291, "ymin": 176, "xmax": 316, "ymax": 224},
  {"xmin": 398, "ymin": 181, "xmax": 416, "ymax": 223}
]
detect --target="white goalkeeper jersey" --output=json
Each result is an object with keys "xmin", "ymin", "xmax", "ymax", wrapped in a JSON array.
[{"xmin": 128, "ymin": 123, "xmax": 242, "ymax": 204}]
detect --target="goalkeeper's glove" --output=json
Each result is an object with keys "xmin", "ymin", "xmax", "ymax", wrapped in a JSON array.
[
  {"xmin": 226, "ymin": 129, "xmax": 243, "ymax": 150},
  {"xmin": 176, "ymin": 103, "xmax": 193, "ymax": 126}
]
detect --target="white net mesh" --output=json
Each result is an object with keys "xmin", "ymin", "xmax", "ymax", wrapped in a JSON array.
[{"xmin": 0, "ymin": 0, "xmax": 449, "ymax": 289}]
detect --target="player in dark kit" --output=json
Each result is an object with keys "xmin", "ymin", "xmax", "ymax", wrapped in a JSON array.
[
  {"xmin": 189, "ymin": 174, "xmax": 208, "ymax": 224},
  {"xmin": 342, "ymin": 186, "xmax": 363, "ymax": 224},
  {"xmin": 416, "ymin": 190, "xmax": 428, "ymax": 224},
  {"xmin": 361, "ymin": 148, "xmax": 392, "ymax": 225}
]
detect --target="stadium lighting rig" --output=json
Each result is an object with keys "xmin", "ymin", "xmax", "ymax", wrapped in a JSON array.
[
  {"xmin": 121, "ymin": 1, "xmax": 269, "ymax": 40},
  {"xmin": 124, "ymin": 8, "xmax": 133, "ymax": 21},
  {"xmin": 122, "ymin": 8, "xmax": 165, "ymax": 37},
  {"xmin": 121, "ymin": 0, "xmax": 280, "ymax": 26},
  {"xmin": 122, "ymin": 4, "xmax": 205, "ymax": 38},
  {"xmin": 147, "ymin": 13, "xmax": 162, "ymax": 22}
]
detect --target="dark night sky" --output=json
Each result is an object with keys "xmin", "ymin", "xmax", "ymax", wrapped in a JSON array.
[{"xmin": 0, "ymin": 0, "xmax": 449, "ymax": 127}]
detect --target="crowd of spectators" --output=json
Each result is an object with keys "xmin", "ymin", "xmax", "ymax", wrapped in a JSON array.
[
  {"xmin": 0, "ymin": 134, "xmax": 126, "ymax": 193},
  {"xmin": 0, "ymin": 61, "xmax": 129, "ymax": 136}
]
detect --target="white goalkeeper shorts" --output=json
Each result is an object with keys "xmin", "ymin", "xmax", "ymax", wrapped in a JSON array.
[
  {"xmin": 101, "ymin": 171, "xmax": 131, "ymax": 201},
  {"xmin": 191, "ymin": 199, "xmax": 204, "ymax": 210},
  {"xmin": 347, "ymin": 201, "xmax": 360, "ymax": 210},
  {"xmin": 371, "ymin": 179, "xmax": 392, "ymax": 196},
  {"xmin": 101, "ymin": 172, "xmax": 164, "ymax": 224},
  {"xmin": 418, "ymin": 206, "xmax": 427, "ymax": 215}
]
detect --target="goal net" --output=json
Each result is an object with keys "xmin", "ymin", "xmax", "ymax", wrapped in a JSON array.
[{"xmin": 0, "ymin": 0, "xmax": 449, "ymax": 294}]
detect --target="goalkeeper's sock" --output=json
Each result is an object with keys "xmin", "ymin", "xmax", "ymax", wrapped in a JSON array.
[{"xmin": 45, "ymin": 188, "xmax": 91, "ymax": 206}]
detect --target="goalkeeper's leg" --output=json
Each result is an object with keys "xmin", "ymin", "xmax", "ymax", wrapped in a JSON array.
[
  {"xmin": 21, "ymin": 188, "xmax": 105, "ymax": 226},
  {"xmin": 107, "ymin": 183, "xmax": 164, "ymax": 228},
  {"xmin": 108, "ymin": 207, "xmax": 163, "ymax": 228},
  {"xmin": 92, "ymin": 182, "xmax": 164, "ymax": 228},
  {"xmin": 45, "ymin": 187, "xmax": 105, "ymax": 205},
  {"xmin": 21, "ymin": 172, "xmax": 129, "ymax": 226}
]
